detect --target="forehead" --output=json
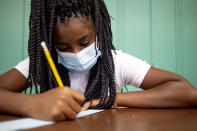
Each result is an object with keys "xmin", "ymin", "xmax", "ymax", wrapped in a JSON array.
[{"xmin": 55, "ymin": 16, "xmax": 94, "ymax": 39}]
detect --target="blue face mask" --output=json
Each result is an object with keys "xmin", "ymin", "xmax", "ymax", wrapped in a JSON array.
[{"xmin": 56, "ymin": 42, "xmax": 101, "ymax": 72}]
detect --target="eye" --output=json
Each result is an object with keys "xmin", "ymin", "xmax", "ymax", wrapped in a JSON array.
[
  {"xmin": 80, "ymin": 43, "xmax": 89, "ymax": 47},
  {"xmin": 56, "ymin": 43, "xmax": 70, "ymax": 52},
  {"xmin": 60, "ymin": 48, "xmax": 69, "ymax": 51},
  {"xmin": 56, "ymin": 46, "xmax": 70, "ymax": 52}
]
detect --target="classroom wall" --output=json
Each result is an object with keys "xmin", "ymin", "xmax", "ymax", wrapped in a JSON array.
[
  {"xmin": 0, "ymin": 0, "xmax": 30, "ymax": 73},
  {"xmin": 0, "ymin": 0, "xmax": 197, "ymax": 89},
  {"xmin": 106, "ymin": 0, "xmax": 197, "ymax": 90}
]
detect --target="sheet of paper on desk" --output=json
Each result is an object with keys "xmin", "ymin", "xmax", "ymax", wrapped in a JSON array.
[{"xmin": 0, "ymin": 109, "xmax": 103, "ymax": 131}]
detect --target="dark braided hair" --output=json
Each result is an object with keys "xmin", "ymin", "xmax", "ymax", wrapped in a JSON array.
[{"xmin": 28, "ymin": 0, "xmax": 116, "ymax": 109}]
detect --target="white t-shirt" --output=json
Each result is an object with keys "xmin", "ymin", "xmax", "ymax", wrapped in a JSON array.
[{"xmin": 14, "ymin": 51, "xmax": 151, "ymax": 94}]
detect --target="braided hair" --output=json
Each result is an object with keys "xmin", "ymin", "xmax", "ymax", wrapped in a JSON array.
[{"xmin": 28, "ymin": 0, "xmax": 116, "ymax": 109}]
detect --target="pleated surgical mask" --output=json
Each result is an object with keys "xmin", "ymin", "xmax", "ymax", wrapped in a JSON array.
[{"xmin": 56, "ymin": 42, "xmax": 101, "ymax": 72}]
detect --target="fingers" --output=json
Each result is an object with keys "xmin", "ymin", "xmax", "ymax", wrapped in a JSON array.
[
  {"xmin": 52, "ymin": 102, "xmax": 78, "ymax": 121},
  {"xmin": 81, "ymin": 99, "xmax": 100, "ymax": 111},
  {"xmin": 63, "ymin": 105, "xmax": 77, "ymax": 120},
  {"xmin": 61, "ymin": 88, "xmax": 84, "ymax": 119},
  {"xmin": 67, "ymin": 97, "xmax": 81, "ymax": 113},
  {"xmin": 51, "ymin": 108, "xmax": 67, "ymax": 121},
  {"xmin": 71, "ymin": 90, "xmax": 85, "ymax": 104},
  {"xmin": 52, "ymin": 113, "xmax": 66, "ymax": 122},
  {"xmin": 92, "ymin": 99, "xmax": 100, "ymax": 106},
  {"xmin": 52, "ymin": 107, "xmax": 77, "ymax": 121},
  {"xmin": 81, "ymin": 101, "xmax": 91, "ymax": 111}
]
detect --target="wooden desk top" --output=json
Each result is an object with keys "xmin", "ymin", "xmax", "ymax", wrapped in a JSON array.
[{"xmin": 1, "ymin": 108, "xmax": 197, "ymax": 131}]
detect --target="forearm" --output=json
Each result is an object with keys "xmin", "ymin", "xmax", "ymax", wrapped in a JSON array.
[
  {"xmin": 116, "ymin": 81, "xmax": 197, "ymax": 108},
  {"xmin": 0, "ymin": 88, "xmax": 34, "ymax": 116}
]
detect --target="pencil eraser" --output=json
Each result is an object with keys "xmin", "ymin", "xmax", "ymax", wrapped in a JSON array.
[
  {"xmin": 41, "ymin": 41, "xmax": 47, "ymax": 51},
  {"xmin": 41, "ymin": 41, "xmax": 46, "ymax": 47}
]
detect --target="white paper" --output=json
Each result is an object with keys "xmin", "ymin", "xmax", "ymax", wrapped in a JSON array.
[
  {"xmin": 76, "ymin": 109, "xmax": 103, "ymax": 118},
  {"xmin": 0, "ymin": 109, "xmax": 103, "ymax": 131}
]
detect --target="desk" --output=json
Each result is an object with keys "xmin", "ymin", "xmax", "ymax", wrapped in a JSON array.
[{"xmin": 1, "ymin": 108, "xmax": 197, "ymax": 131}]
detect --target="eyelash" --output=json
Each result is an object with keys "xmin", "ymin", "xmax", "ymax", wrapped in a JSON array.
[
  {"xmin": 61, "ymin": 47, "xmax": 69, "ymax": 50},
  {"xmin": 80, "ymin": 43, "xmax": 89, "ymax": 46},
  {"xmin": 57, "ymin": 41, "xmax": 90, "ymax": 51}
]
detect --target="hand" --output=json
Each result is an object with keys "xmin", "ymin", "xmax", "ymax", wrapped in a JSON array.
[
  {"xmin": 24, "ymin": 87, "xmax": 85, "ymax": 121},
  {"xmin": 81, "ymin": 98, "xmax": 118, "ymax": 111},
  {"xmin": 81, "ymin": 99, "xmax": 100, "ymax": 111}
]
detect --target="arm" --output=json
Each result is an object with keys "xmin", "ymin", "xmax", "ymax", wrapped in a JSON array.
[
  {"xmin": 0, "ymin": 68, "xmax": 27, "ymax": 92},
  {"xmin": 0, "ymin": 68, "xmax": 29, "ymax": 115},
  {"xmin": 116, "ymin": 67, "xmax": 197, "ymax": 108},
  {"xmin": 0, "ymin": 69, "xmax": 85, "ymax": 121}
]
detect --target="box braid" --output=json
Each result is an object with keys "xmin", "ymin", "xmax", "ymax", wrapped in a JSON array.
[{"xmin": 28, "ymin": 0, "xmax": 116, "ymax": 109}]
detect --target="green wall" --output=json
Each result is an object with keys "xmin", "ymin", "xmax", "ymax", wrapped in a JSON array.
[
  {"xmin": 0, "ymin": 0, "xmax": 30, "ymax": 73},
  {"xmin": 0, "ymin": 0, "xmax": 197, "ymax": 89},
  {"xmin": 106, "ymin": 0, "xmax": 197, "ymax": 90}
]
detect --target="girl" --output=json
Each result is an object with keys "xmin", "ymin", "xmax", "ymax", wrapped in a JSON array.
[{"xmin": 0, "ymin": 0, "xmax": 196, "ymax": 121}]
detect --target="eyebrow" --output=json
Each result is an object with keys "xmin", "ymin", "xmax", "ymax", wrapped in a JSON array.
[
  {"xmin": 56, "ymin": 34, "xmax": 90, "ymax": 45},
  {"xmin": 78, "ymin": 34, "xmax": 89, "ymax": 42}
]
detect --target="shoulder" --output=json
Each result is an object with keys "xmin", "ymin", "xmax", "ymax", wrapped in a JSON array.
[
  {"xmin": 14, "ymin": 57, "xmax": 29, "ymax": 78},
  {"xmin": 112, "ymin": 50, "xmax": 149, "ymax": 67},
  {"xmin": 112, "ymin": 50, "xmax": 151, "ymax": 89}
]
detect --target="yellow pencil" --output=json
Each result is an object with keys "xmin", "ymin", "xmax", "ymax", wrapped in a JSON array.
[{"xmin": 41, "ymin": 41, "xmax": 64, "ymax": 88}]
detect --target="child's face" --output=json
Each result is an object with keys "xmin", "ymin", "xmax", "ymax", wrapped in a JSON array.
[{"xmin": 55, "ymin": 16, "xmax": 95, "ymax": 54}]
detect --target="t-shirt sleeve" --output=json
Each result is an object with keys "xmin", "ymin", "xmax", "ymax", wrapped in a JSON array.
[
  {"xmin": 14, "ymin": 57, "xmax": 29, "ymax": 78},
  {"xmin": 114, "ymin": 51, "xmax": 151, "ymax": 88}
]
